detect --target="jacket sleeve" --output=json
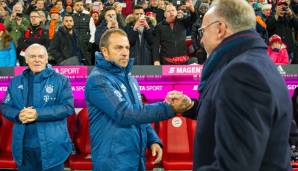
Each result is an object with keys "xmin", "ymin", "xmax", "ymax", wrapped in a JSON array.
[
  {"xmin": 48, "ymin": 32, "xmax": 64, "ymax": 63},
  {"xmin": 146, "ymin": 124, "xmax": 162, "ymax": 148},
  {"xmin": 266, "ymin": 15, "xmax": 278, "ymax": 37},
  {"xmin": 152, "ymin": 25, "xmax": 161, "ymax": 62},
  {"xmin": 197, "ymin": 63, "xmax": 275, "ymax": 171},
  {"xmin": 8, "ymin": 41, "xmax": 16, "ymax": 66},
  {"xmin": 125, "ymin": 25, "xmax": 138, "ymax": 47},
  {"xmin": 0, "ymin": 83, "xmax": 21, "ymax": 123},
  {"xmin": 290, "ymin": 15, "xmax": 298, "ymax": 31},
  {"xmin": 95, "ymin": 24, "xmax": 108, "ymax": 46},
  {"xmin": 191, "ymin": 21, "xmax": 200, "ymax": 51},
  {"xmin": 35, "ymin": 77, "xmax": 74, "ymax": 122},
  {"xmin": 144, "ymin": 27, "xmax": 155, "ymax": 45},
  {"xmin": 182, "ymin": 99, "xmax": 199, "ymax": 120},
  {"xmin": 85, "ymin": 76, "xmax": 176, "ymax": 126}
]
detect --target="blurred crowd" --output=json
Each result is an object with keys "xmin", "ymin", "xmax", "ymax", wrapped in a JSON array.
[{"xmin": 0, "ymin": 0, "xmax": 296, "ymax": 66}]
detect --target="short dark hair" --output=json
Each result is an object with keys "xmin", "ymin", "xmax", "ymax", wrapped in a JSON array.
[
  {"xmin": 62, "ymin": 14, "xmax": 73, "ymax": 21},
  {"xmin": 74, "ymin": 0, "xmax": 83, "ymax": 4},
  {"xmin": 99, "ymin": 28, "xmax": 127, "ymax": 48},
  {"xmin": 133, "ymin": 5, "xmax": 144, "ymax": 11}
]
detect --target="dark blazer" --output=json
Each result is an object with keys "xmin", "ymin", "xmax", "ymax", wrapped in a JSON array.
[{"xmin": 183, "ymin": 30, "xmax": 292, "ymax": 171}]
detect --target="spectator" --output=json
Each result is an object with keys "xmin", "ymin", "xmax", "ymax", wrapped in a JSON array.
[
  {"xmin": 55, "ymin": 0, "xmax": 66, "ymax": 17},
  {"xmin": 158, "ymin": 0, "xmax": 166, "ymax": 10},
  {"xmin": 0, "ymin": 43, "xmax": 74, "ymax": 171},
  {"xmin": 65, "ymin": 5, "xmax": 72, "ymax": 14},
  {"xmin": 191, "ymin": 2, "xmax": 209, "ymax": 64},
  {"xmin": 4, "ymin": 3, "xmax": 30, "ymax": 46},
  {"xmin": 72, "ymin": 0, "xmax": 96, "ymax": 65},
  {"xmin": 256, "ymin": 3, "xmax": 272, "ymax": 42},
  {"xmin": 0, "ymin": 23, "xmax": 16, "ymax": 67},
  {"xmin": 46, "ymin": 7, "xmax": 62, "ymax": 40},
  {"xmin": 113, "ymin": 2, "xmax": 126, "ymax": 26},
  {"xmin": 292, "ymin": 0, "xmax": 298, "ymax": 15},
  {"xmin": 35, "ymin": 0, "xmax": 46, "ymax": 11},
  {"xmin": 104, "ymin": 0, "xmax": 115, "ymax": 7},
  {"xmin": 37, "ymin": 10, "xmax": 47, "ymax": 26},
  {"xmin": 48, "ymin": 15, "xmax": 84, "ymax": 65},
  {"xmin": 91, "ymin": 9, "xmax": 100, "ymax": 26},
  {"xmin": 126, "ymin": 5, "xmax": 156, "ymax": 65},
  {"xmin": 267, "ymin": 0, "xmax": 298, "ymax": 63},
  {"xmin": 267, "ymin": 34, "xmax": 289, "ymax": 64},
  {"xmin": 95, "ymin": 7, "xmax": 126, "ymax": 47},
  {"xmin": 17, "ymin": 10, "xmax": 49, "ymax": 66},
  {"xmin": 152, "ymin": 2, "xmax": 195, "ymax": 65},
  {"xmin": 145, "ymin": 0, "xmax": 165, "ymax": 23},
  {"xmin": 0, "ymin": 5, "xmax": 9, "ymax": 23}
]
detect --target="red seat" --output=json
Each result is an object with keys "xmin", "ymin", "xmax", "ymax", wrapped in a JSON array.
[
  {"xmin": 159, "ymin": 115, "xmax": 194, "ymax": 170},
  {"xmin": 0, "ymin": 113, "xmax": 17, "ymax": 169},
  {"xmin": 69, "ymin": 108, "xmax": 92, "ymax": 170},
  {"xmin": 67, "ymin": 113, "xmax": 77, "ymax": 143},
  {"xmin": 186, "ymin": 38, "xmax": 195, "ymax": 57}
]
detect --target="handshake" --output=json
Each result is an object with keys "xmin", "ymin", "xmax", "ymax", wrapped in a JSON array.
[{"xmin": 164, "ymin": 91, "xmax": 194, "ymax": 113}]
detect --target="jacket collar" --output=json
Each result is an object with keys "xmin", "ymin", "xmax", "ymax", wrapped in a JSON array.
[
  {"xmin": 22, "ymin": 64, "xmax": 55, "ymax": 82},
  {"xmin": 95, "ymin": 51, "xmax": 134, "ymax": 75},
  {"xmin": 198, "ymin": 29, "xmax": 267, "ymax": 94}
]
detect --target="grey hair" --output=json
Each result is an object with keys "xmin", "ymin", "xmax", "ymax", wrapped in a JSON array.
[
  {"xmin": 211, "ymin": 0, "xmax": 256, "ymax": 33},
  {"xmin": 25, "ymin": 43, "xmax": 48, "ymax": 59}
]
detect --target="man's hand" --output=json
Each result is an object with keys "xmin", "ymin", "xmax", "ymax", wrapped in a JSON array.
[
  {"xmin": 133, "ymin": 19, "xmax": 142, "ymax": 30},
  {"xmin": 165, "ymin": 91, "xmax": 194, "ymax": 113},
  {"xmin": 19, "ymin": 107, "xmax": 38, "ymax": 124},
  {"xmin": 185, "ymin": 0, "xmax": 194, "ymax": 12},
  {"xmin": 154, "ymin": 61, "xmax": 160, "ymax": 65},
  {"xmin": 151, "ymin": 143, "xmax": 162, "ymax": 164},
  {"xmin": 140, "ymin": 18, "xmax": 150, "ymax": 29}
]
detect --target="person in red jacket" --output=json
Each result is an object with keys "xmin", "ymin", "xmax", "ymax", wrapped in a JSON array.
[{"xmin": 267, "ymin": 34, "xmax": 289, "ymax": 64}]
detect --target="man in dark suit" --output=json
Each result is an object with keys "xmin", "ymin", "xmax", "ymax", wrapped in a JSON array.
[{"xmin": 166, "ymin": 0, "xmax": 293, "ymax": 170}]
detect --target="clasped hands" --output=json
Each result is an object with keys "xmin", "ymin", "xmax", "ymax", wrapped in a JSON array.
[
  {"xmin": 165, "ymin": 91, "xmax": 194, "ymax": 113},
  {"xmin": 19, "ymin": 106, "xmax": 38, "ymax": 124}
]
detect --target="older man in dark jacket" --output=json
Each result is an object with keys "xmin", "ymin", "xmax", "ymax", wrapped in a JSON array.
[{"xmin": 167, "ymin": 0, "xmax": 293, "ymax": 170}]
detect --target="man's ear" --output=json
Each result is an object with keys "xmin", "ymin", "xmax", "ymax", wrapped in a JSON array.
[{"xmin": 101, "ymin": 47, "xmax": 108, "ymax": 59}]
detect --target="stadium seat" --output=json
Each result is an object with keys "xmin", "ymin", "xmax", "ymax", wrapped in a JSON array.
[
  {"xmin": 0, "ymin": 112, "xmax": 17, "ymax": 169},
  {"xmin": 159, "ymin": 115, "xmax": 194, "ymax": 170},
  {"xmin": 67, "ymin": 112, "xmax": 77, "ymax": 143},
  {"xmin": 69, "ymin": 108, "xmax": 92, "ymax": 170}
]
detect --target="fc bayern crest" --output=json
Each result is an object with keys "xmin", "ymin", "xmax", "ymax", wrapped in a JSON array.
[{"xmin": 45, "ymin": 85, "xmax": 54, "ymax": 94}]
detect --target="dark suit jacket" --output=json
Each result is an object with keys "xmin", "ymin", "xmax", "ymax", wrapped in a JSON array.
[{"xmin": 183, "ymin": 30, "xmax": 292, "ymax": 171}]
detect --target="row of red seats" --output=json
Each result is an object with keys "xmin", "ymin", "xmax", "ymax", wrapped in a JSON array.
[{"xmin": 0, "ymin": 109, "xmax": 197, "ymax": 170}]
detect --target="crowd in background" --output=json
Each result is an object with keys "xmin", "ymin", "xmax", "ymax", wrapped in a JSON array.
[{"xmin": 0, "ymin": 0, "xmax": 296, "ymax": 66}]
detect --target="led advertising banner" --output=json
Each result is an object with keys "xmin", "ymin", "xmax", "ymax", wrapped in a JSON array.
[{"xmin": 0, "ymin": 65, "xmax": 297, "ymax": 107}]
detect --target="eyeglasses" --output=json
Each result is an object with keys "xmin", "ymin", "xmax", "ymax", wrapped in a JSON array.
[{"xmin": 198, "ymin": 20, "xmax": 220, "ymax": 37}]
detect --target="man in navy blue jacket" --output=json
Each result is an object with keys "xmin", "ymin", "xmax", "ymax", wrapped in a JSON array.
[
  {"xmin": 0, "ymin": 44, "xmax": 74, "ymax": 171},
  {"xmin": 85, "ymin": 28, "xmax": 190, "ymax": 171},
  {"xmin": 166, "ymin": 0, "xmax": 293, "ymax": 170}
]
